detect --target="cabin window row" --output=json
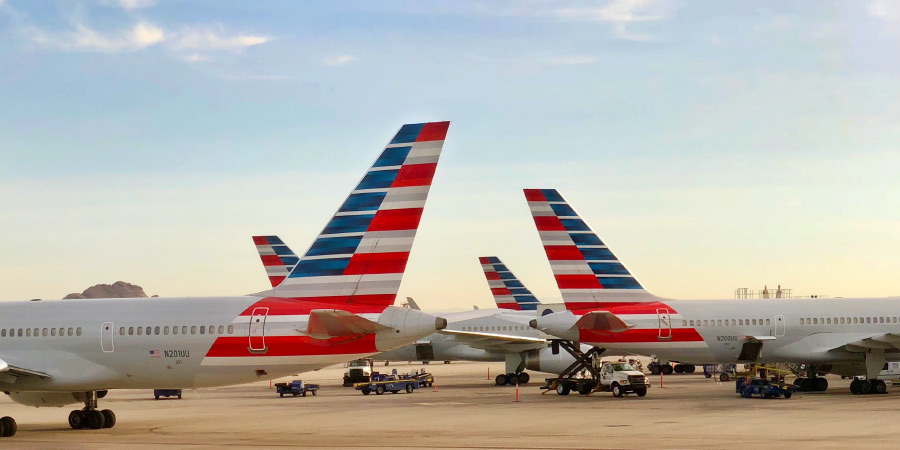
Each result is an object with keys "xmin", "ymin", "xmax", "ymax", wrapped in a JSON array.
[
  {"xmin": 1, "ymin": 327, "xmax": 82, "ymax": 337},
  {"xmin": 682, "ymin": 319, "xmax": 770, "ymax": 327},
  {"xmin": 799, "ymin": 316, "xmax": 897, "ymax": 325},
  {"xmin": 118, "ymin": 325, "xmax": 235, "ymax": 336},
  {"xmin": 461, "ymin": 325, "xmax": 529, "ymax": 332}
]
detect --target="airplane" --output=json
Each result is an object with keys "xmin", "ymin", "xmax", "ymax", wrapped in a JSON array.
[
  {"xmin": 0, "ymin": 122, "xmax": 451, "ymax": 438},
  {"xmin": 251, "ymin": 241, "xmax": 582, "ymax": 385},
  {"xmin": 526, "ymin": 188, "xmax": 900, "ymax": 396}
]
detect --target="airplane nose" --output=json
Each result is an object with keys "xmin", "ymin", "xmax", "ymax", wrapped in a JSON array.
[
  {"xmin": 529, "ymin": 319, "xmax": 538, "ymax": 329},
  {"xmin": 436, "ymin": 317, "xmax": 448, "ymax": 330}
]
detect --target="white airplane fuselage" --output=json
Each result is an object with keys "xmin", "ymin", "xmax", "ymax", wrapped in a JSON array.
[
  {"xmin": 0, "ymin": 296, "xmax": 434, "ymax": 392},
  {"xmin": 548, "ymin": 297, "xmax": 900, "ymax": 366}
]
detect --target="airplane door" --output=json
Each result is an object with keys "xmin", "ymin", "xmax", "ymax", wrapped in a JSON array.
[
  {"xmin": 657, "ymin": 309, "xmax": 672, "ymax": 340},
  {"xmin": 249, "ymin": 307, "xmax": 269, "ymax": 352},
  {"xmin": 775, "ymin": 315, "xmax": 785, "ymax": 337},
  {"xmin": 101, "ymin": 322, "xmax": 114, "ymax": 353}
]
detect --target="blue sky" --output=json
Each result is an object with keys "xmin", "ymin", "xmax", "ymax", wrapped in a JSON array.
[{"xmin": 1, "ymin": 0, "xmax": 899, "ymax": 306}]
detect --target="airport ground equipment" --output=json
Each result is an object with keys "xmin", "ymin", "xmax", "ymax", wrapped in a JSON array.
[
  {"xmin": 649, "ymin": 361, "xmax": 696, "ymax": 375},
  {"xmin": 343, "ymin": 359, "xmax": 374, "ymax": 387},
  {"xmin": 540, "ymin": 342, "xmax": 649, "ymax": 397},
  {"xmin": 355, "ymin": 372, "xmax": 422, "ymax": 395},
  {"xmin": 275, "ymin": 380, "xmax": 319, "ymax": 398},
  {"xmin": 153, "ymin": 389, "xmax": 182, "ymax": 400},
  {"xmin": 735, "ymin": 378, "xmax": 796, "ymax": 399}
]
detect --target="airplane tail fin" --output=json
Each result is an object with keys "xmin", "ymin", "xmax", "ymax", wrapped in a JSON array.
[
  {"xmin": 478, "ymin": 256, "xmax": 540, "ymax": 311},
  {"xmin": 252, "ymin": 236, "xmax": 299, "ymax": 288},
  {"xmin": 524, "ymin": 189, "xmax": 660, "ymax": 309},
  {"xmin": 261, "ymin": 122, "xmax": 450, "ymax": 308}
]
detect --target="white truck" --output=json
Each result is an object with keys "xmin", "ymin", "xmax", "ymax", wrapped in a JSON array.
[
  {"xmin": 544, "ymin": 361, "xmax": 650, "ymax": 397},
  {"xmin": 343, "ymin": 359, "xmax": 374, "ymax": 387}
]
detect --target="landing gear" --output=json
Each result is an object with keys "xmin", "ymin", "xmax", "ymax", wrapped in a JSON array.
[
  {"xmin": 495, "ymin": 372, "xmax": 531, "ymax": 386},
  {"xmin": 672, "ymin": 364, "xmax": 697, "ymax": 374},
  {"xmin": 0, "ymin": 416, "xmax": 16, "ymax": 438},
  {"xmin": 851, "ymin": 378, "xmax": 887, "ymax": 395},
  {"xmin": 69, "ymin": 391, "xmax": 116, "ymax": 430}
]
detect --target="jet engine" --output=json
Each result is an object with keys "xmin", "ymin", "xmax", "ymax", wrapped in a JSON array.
[{"xmin": 524, "ymin": 345, "xmax": 583, "ymax": 375}]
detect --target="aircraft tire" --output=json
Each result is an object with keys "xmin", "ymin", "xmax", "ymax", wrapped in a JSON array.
[
  {"xmin": 674, "ymin": 364, "xmax": 684, "ymax": 374},
  {"xmin": 797, "ymin": 378, "xmax": 812, "ymax": 392},
  {"xmin": 859, "ymin": 380, "xmax": 873, "ymax": 395},
  {"xmin": 649, "ymin": 365, "xmax": 660, "ymax": 375},
  {"xmin": 87, "ymin": 410, "xmax": 105, "ymax": 430},
  {"xmin": 814, "ymin": 377, "xmax": 828, "ymax": 392},
  {"xmin": 518, "ymin": 372, "xmax": 530, "ymax": 384},
  {"xmin": 0, "ymin": 419, "xmax": 5, "ymax": 438},
  {"xmin": 661, "ymin": 365, "xmax": 673, "ymax": 375},
  {"xmin": 850, "ymin": 379, "xmax": 861, "ymax": 395},
  {"xmin": 68, "ymin": 410, "xmax": 85, "ymax": 429},
  {"xmin": 874, "ymin": 380, "xmax": 887, "ymax": 394},
  {"xmin": 101, "ymin": 410, "xmax": 116, "ymax": 429},
  {"xmin": 0, "ymin": 417, "xmax": 13, "ymax": 437},
  {"xmin": 495, "ymin": 374, "xmax": 508, "ymax": 386},
  {"xmin": 685, "ymin": 365, "xmax": 696, "ymax": 373}
]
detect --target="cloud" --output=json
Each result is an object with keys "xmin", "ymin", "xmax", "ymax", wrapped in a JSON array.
[
  {"xmin": 99, "ymin": 0, "xmax": 156, "ymax": 9},
  {"xmin": 180, "ymin": 53, "xmax": 210, "ymax": 63},
  {"xmin": 26, "ymin": 21, "xmax": 165, "ymax": 52},
  {"xmin": 552, "ymin": 0, "xmax": 670, "ymax": 41},
  {"xmin": 171, "ymin": 26, "xmax": 270, "ymax": 52},
  {"xmin": 323, "ymin": 55, "xmax": 356, "ymax": 66},
  {"xmin": 543, "ymin": 55, "xmax": 598, "ymax": 65},
  {"xmin": 868, "ymin": 0, "xmax": 900, "ymax": 22}
]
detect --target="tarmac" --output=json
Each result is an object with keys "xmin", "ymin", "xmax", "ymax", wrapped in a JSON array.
[{"xmin": 3, "ymin": 361, "xmax": 900, "ymax": 449}]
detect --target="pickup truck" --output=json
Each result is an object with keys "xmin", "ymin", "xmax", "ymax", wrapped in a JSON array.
[{"xmin": 343, "ymin": 359, "xmax": 374, "ymax": 387}]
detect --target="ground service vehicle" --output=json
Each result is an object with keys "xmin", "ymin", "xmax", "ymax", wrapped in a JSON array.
[
  {"xmin": 542, "ymin": 345, "xmax": 649, "ymax": 398},
  {"xmin": 355, "ymin": 373, "xmax": 420, "ymax": 395},
  {"xmin": 275, "ymin": 380, "xmax": 319, "ymax": 398},
  {"xmin": 736, "ymin": 378, "xmax": 796, "ymax": 399},
  {"xmin": 343, "ymin": 359, "xmax": 374, "ymax": 386},
  {"xmin": 153, "ymin": 389, "xmax": 182, "ymax": 400}
]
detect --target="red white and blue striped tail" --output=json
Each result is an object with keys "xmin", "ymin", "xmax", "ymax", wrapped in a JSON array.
[
  {"xmin": 478, "ymin": 256, "xmax": 540, "ymax": 311},
  {"xmin": 524, "ymin": 189, "xmax": 660, "ymax": 309},
  {"xmin": 261, "ymin": 122, "xmax": 450, "ymax": 307},
  {"xmin": 252, "ymin": 235, "xmax": 299, "ymax": 288}
]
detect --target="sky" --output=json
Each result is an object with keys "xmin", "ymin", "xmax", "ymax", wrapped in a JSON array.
[{"xmin": 1, "ymin": 0, "xmax": 899, "ymax": 308}]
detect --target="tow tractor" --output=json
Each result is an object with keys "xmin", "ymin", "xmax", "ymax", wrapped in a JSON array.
[
  {"xmin": 540, "ymin": 341, "xmax": 650, "ymax": 397},
  {"xmin": 736, "ymin": 377, "xmax": 796, "ymax": 399},
  {"xmin": 354, "ymin": 369, "xmax": 431, "ymax": 395},
  {"xmin": 274, "ymin": 380, "xmax": 320, "ymax": 398}
]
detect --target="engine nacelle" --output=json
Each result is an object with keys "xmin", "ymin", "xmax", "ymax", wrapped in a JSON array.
[
  {"xmin": 374, "ymin": 306, "xmax": 448, "ymax": 352},
  {"xmin": 524, "ymin": 344, "xmax": 593, "ymax": 375},
  {"xmin": 6, "ymin": 391, "xmax": 83, "ymax": 408}
]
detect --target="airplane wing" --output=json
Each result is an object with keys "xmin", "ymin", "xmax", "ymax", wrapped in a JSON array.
[
  {"xmin": 0, "ymin": 358, "xmax": 51, "ymax": 383},
  {"xmin": 575, "ymin": 310, "xmax": 632, "ymax": 333},
  {"xmin": 439, "ymin": 329, "xmax": 547, "ymax": 351},
  {"xmin": 301, "ymin": 309, "xmax": 392, "ymax": 339},
  {"xmin": 842, "ymin": 333, "xmax": 900, "ymax": 353}
]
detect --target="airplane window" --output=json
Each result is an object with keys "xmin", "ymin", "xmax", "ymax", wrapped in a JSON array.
[
  {"xmin": 840, "ymin": 318, "xmax": 844, "ymax": 324},
  {"xmin": 26, "ymin": 329, "xmax": 31, "ymax": 337},
  {"xmin": 751, "ymin": 319, "xmax": 756, "ymax": 325},
  {"xmin": 32, "ymin": 328, "xmax": 38, "ymax": 336},
  {"xmin": 894, "ymin": 317, "xmax": 898, "ymax": 324},
  {"xmin": 173, "ymin": 326, "xmax": 179, "ymax": 335},
  {"xmin": 118, "ymin": 327, "xmax": 124, "ymax": 336},
  {"xmin": 880, "ymin": 317, "xmax": 885, "ymax": 324},
  {"xmin": 183, "ymin": 326, "xmax": 188, "ymax": 335},
  {"xmin": 682, "ymin": 320, "xmax": 687, "ymax": 327},
  {"xmin": 800, "ymin": 318, "xmax": 805, "ymax": 325},
  {"xmin": 702, "ymin": 320, "xmax": 708, "ymax": 326},
  {"xmin": 866, "ymin": 317, "xmax": 871, "ymax": 324},
  {"xmin": 826, "ymin": 318, "xmax": 831, "ymax": 325},
  {"xmin": 227, "ymin": 325, "xmax": 234, "ymax": 334},
  {"xmin": 17, "ymin": 329, "xmax": 23, "ymax": 337},
  {"xmin": 154, "ymin": 326, "xmax": 160, "ymax": 335},
  {"xmin": 164, "ymin": 326, "xmax": 170, "ymax": 335},
  {"xmin": 200, "ymin": 326, "xmax": 206, "ymax": 335},
  {"xmin": 210, "ymin": 325, "xmax": 216, "ymax": 335},
  {"xmin": 1, "ymin": 330, "xmax": 5, "ymax": 337},
  {"xmin": 145, "ymin": 326, "xmax": 151, "ymax": 335},
  {"xmin": 41, "ymin": 328, "xmax": 47, "ymax": 336},
  {"xmin": 689, "ymin": 320, "xmax": 694, "ymax": 326},
  {"xmin": 76, "ymin": 327, "xmax": 82, "ymax": 336},
  {"xmin": 218, "ymin": 325, "xmax": 225, "ymax": 334},
  {"xmin": 137, "ymin": 326, "xmax": 143, "ymax": 336},
  {"xmin": 813, "ymin": 318, "xmax": 818, "ymax": 324},
  {"xmin": 191, "ymin": 326, "xmax": 197, "ymax": 335},
  {"xmin": 68, "ymin": 327, "xmax": 73, "ymax": 336}
]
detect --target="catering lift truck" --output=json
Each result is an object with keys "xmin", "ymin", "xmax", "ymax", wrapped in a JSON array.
[{"xmin": 540, "ymin": 341, "xmax": 650, "ymax": 397}]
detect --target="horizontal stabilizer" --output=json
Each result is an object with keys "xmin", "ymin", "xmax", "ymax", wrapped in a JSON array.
[
  {"xmin": 303, "ymin": 309, "xmax": 392, "ymax": 339},
  {"xmin": 575, "ymin": 310, "xmax": 632, "ymax": 333}
]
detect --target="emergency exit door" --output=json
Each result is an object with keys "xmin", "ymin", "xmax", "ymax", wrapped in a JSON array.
[
  {"xmin": 101, "ymin": 322, "xmax": 114, "ymax": 353},
  {"xmin": 657, "ymin": 309, "xmax": 672, "ymax": 340},
  {"xmin": 249, "ymin": 307, "xmax": 269, "ymax": 352},
  {"xmin": 775, "ymin": 315, "xmax": 785, "ymax": 337}
]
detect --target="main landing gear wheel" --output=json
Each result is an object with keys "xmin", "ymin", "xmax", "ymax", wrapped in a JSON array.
[
  {"xmin": 796, "ymin": 378, "xmax": 812, "ymax": 392},
  {"xmin": 674, "ymin": 364, "xmax": 685, "ymax": 374},
  {"xmin": 0, "ymin": 416, "xmax": 16, "ymax": 438},
  {"xmin": 649, "ymin": 365, "xmax": 660, "ymax": 375},
  {"xmin": 684, "ymin": 365, "xmax": 696, "ymax": 373},
  {"xmin": 874, "ymin": 379, "xmax": 887, "ymax": 394},
  {"xmin": 69, "ymin": 391, "xmax": 117, "ymax": 430},
  {"xmin": 495, "ymin": 374, "xmax": 508, "ymax": 386},
  {"xmin": 859, "ymin": 380, "xmax": 873, "ymax": 395},
  {"xmin": 814, "ymin": 377, "xmax": 829, "ymax": 392},
  {"xmin": 517, "ymin": 372, "xmax": 530, "ymax": 384},
  {"xmin": 661, "ymin": 365, "xmax": 673, "ymax": 375}
]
